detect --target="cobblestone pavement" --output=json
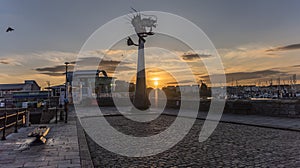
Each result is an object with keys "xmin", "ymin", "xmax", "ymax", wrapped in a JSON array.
[
  {"xmin": 86, "ymin": 114, "xmax": 300, "ymax": 167},
  {"xmin": 0, "ymin": 110, "xmax": 82, "ymax": 168},
  {"xmin": 78, "ymin": 106, "xmax": 300, "ymax": 131},
  {"xmin": 163, "ymin": 108, "xmax": 300, "ymax": 131}
]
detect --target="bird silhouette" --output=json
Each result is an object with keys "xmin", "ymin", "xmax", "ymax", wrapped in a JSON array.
[{"xmin": 6, "ymin": 27, "xmax": 14, "ymax": 32}]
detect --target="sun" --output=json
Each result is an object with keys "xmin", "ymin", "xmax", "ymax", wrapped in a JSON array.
[
  {"xmin": 154, "ymin": 80, "xmax": 159, "ymax": 87},
  {"xmin": 152, "ymin": 77, "xmax": 159, "ymax": 88}
]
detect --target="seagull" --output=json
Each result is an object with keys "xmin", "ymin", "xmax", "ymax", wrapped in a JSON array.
[{"xmin": 6, "ymin": 27, "xmax": 14, "ymax": 32}]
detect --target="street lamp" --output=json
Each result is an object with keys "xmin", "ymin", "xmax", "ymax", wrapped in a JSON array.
[{"xmin": 64, "ymin": 62, "xmax": 69, "ymax": 123}]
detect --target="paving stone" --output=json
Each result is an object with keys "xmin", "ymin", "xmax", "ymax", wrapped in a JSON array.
[
  {"xmin": 86, "ymin": 111, "xmax": 300, "ymax": 167},
  {"xmin": 24, "ymin": 161, "xmax": 49, "ymax": 167},
  {"xmin": 0, "ymin": 108, "xmax": 82, "ymax": 168}
]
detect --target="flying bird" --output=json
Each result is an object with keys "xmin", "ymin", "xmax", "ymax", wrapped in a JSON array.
[{"xmin": 6, "ymin": 27, "xmax": 14, "ymax": 32}]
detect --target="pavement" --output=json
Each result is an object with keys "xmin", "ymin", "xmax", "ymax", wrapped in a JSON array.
[
  {"xmin": 0, "ymin": 106, "xmax": 299, "ymax": 167},
  {"xmin": 80, "ymin": 106, "xmax": 300, "ymax": 131},
  {"xmin": 0, "ymin": 108, "xmax": 93, "ymax": 168},
  {"xmin": 164, "ymin": 108, "xmax": 300, "ymax": 131},
  {"xmin": 85, "ymin": 107, "xmax": 300, "ymax": 167}
]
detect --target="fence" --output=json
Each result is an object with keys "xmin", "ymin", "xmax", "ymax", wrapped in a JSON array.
[
  {"xmin": 0, "ymin": 106, "xmax": 66, "ymax": 140},
  {"xmin": 48, "ymin": 107, "xmax": 64, "ymax": 123},
  {"xmin": 0, "ymin": 108, "xmax": 28, "ymax": 140}
]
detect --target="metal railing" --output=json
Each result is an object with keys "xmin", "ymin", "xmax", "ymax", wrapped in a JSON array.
[
  {"xmin": 48, "ymin": 107, "xmax": 64, "ymax": 123},
  {"xmin": 0, "ymin": 108, "xmax": 28, "ymax": 140}
]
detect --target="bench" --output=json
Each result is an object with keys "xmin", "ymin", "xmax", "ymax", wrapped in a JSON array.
[{"xmin": 28, "ymin": 126, "xmax": 50, "ymax": 143}]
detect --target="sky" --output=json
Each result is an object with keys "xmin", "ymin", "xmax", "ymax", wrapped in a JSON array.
[{"xmin": 0, "ymin": 0, "xmax": 300, "ymax": 88}]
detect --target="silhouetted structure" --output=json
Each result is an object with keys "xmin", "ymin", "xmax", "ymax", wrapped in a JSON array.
[{"xmin": 127, "ymin": 10, "xmax": 157, "ymax": 110}]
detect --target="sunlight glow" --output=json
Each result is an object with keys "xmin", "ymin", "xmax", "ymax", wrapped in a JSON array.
[{"xmin": 154, "ymin": 80, "xmax": 159, "ymax": 87}]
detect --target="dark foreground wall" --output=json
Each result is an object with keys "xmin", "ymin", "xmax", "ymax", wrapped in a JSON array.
[
  {"xmin": 249, "ymin": 99, "xmax": 300, "ymax": 117},
  {"xmin": 166, "ymin": 99, "xmax": 300, "ymax": 118}
]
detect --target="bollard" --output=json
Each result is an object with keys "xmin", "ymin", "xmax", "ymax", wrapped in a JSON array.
[
  {"xmin": 2, "ymin": 112, "xmax": 7, "ymax": 140},
  {"xmin": 59, "ymin": 104, "xmax": 64, "ymax": 121},
  {"xmin": 25, "ymin": 109, "xmax": 30, "ymax": 127},
  {"xmin": 22, "ymin": 114, "xmax": 25, "ymax": 125},
  {"xmin": 55, "ymin": 107, "xmax": 58, "ymax": 124},
  {"xmin": 64, "ymin": 103, "xmax": 68, "ymax": 123}
]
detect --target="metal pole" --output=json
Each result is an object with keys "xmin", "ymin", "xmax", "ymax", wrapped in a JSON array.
[
  {"xmin": 47, "ymin": 81, "xmax": 51, "ymax": 107},
  {"xmin": 25, "ymin": 108, "xmax": 30, "ymax": 127},
  {"xmin": 2, "ymin": 112, "xmax": 7, "ymax": 140},
  {"xmin": 4, "ymin": 99, "xmax": 6, "ymax": 111},
  {"xmin": 64, "ymin": 62, "xmax": 69, "ymax": 123},
  {"xmin": 14, "ymin": 111, "xmax": 18, "ymax": 133},
  {"xmin": 55, "ymin": 107, "xmax": 58, "ymax": 124},
  {"xmin": 59, "ymin": 104, "xmax": 63, "ymax": 121}
]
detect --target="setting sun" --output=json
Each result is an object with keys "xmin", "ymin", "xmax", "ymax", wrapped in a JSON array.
[
  {"xmin": 152, "ymin": 77, "xmax": 159, "ymax": 88},
  {"xmin": 154, "ymin": 80, "xmax": 159, "ymax": 87}
]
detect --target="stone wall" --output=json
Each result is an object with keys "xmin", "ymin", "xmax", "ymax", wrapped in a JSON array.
[
  {"xmin": 166, "ymin": 99, "xmax": 300, "ymax": 118},
  {"xmin": 249, "ymin": 99, "xmax": 300, "ymax": 117}
]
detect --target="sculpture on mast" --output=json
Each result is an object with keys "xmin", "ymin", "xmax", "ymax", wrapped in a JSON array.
[{"xmin": 127, "ymin": 9, "xmax": 157, "ymax": 110}]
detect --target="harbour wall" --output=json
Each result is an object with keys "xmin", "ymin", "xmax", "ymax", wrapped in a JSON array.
[{"xmin": 166, "ymin": 99, "xmax": 300, "ymax": 118}]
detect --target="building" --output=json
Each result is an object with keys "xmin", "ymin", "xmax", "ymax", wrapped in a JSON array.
[
  {"xmin": 70, "ymin": 70, "xmax": 115, "ymax": 104},
  {"xmin": 46, "ymin": 84, "xmax": 66, "ymax": 105},
  {"xmin": 0, "ymin": 80, "xmax": 40, "ymax": 99},
  {"xmin": 0, "ymin": 80, "xmax": 41, "ymax": 108},
  {"xmin": 12, "ymin": 91, "xmax": 50, "ymax": 108}
]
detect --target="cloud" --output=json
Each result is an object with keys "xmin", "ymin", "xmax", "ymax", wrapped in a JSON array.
[
  {"xmin": 0, "ymin": 60, "xmax": 10, "ymax": 65},
  {"xmin": 0, "ymin": 58, "xmax": 22, "ymax": 65},
  {"xmin": 200, "ymin": 69, "xmax": 284, "ymax": 83},
  {"xmin": 33, "ymin": 51, "xmax": 77, "ymax": 63},
  {"xmin": 112, "ymin": 65, "xmax": 135, "ymax": 71},
  {"xmin": 216, "ymin": 44, "xmax": 289, "ymax": 79},
  {"xmin": 181, "ymin": 52, "xmax": 212, "ymax": 61},
  {"xmin": 35, "ymin": 57, "xmax": 134, "ymax": 77},
  {"xmin": 166, "ymin": 80, "xmax": 194, "ymax": 85},
  {"xmin": 40, "ymin": 72, "xmax": 64, "ymax": 76},
  {"xmin": 105, "ymin": 49, "xmax": 128, "ymax": 56},
  {"xmin": 166, "ymin": 81, "xmax": 178, "ymax": 85},
  {"xmin": 266, "ymin": 43, "xmax": 300, "ymax": 52},
  {"xmin": 219, "ymin": 45, "xmax": 277, "ymax": 60},
  {"xmin": 75, "ymin": 57, "xmax": 132, "ymax": 66},
  {"xmin": 2, "ymin": 44, "xmax": 299, "ymax": 88},
  {"xmin": 147, "ymin": 68, "xmax": 164, "ymax": 73},
  {"xmin": 75, "ymin": 57, "xmax": 101, "ymax": 65},
  {"xmin": 35, "ymin": 57, "xmax": 124, "ymax": 74},
  {"xmin": 97, "ymin": 58, "xmax": 134, "ymax": 74},
  {"xmin": 36, "ymin": 64, "xmax": 75, "ymax": 73}
]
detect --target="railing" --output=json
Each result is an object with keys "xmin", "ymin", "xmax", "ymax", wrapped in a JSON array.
[
  {"xmin": 0, "ymin": 108, "xmax": 28, "ymax": 140},
  {"xmin": 48, "ymin": 107, "xmax": 64, "ymax": 123}
]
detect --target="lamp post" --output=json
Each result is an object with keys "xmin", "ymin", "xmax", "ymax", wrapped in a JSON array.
[{"xmin": 64, "ymin": 62, "xmax": 69, "ymax": 123}]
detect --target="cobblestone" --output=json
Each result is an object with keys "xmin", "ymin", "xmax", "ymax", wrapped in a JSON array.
[{"xmin": 87, "ymin": 114, "xmax": 300, "ymax": 167}]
